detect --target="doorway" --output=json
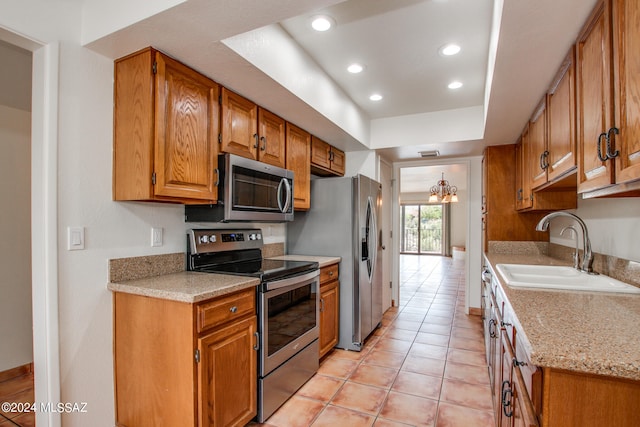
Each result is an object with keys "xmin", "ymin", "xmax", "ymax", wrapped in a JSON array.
[{"xmin": 400, "ymin": 204, "xmax": 443, "ymax": 255}]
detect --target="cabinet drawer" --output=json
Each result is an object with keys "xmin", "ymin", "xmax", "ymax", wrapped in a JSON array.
[
  {"xmin": 197, "ymin": 288, "xmax": 255, "ymax": 333},
  {"xmin": 320, "ymin": 263, "xmax": 339, "ymax": 285}
]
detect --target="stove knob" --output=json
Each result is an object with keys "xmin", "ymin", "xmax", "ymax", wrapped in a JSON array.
[
  {"xmin": 199, "ymin": 235, "xmax": 208, "ymax": 244},
  {"xmin": 257, "ymin": 233, "xmax": 262, "ymax": 240},
  {"xmin": 209, "ymin": 235, "xmax": 217, "ymax": 243}
]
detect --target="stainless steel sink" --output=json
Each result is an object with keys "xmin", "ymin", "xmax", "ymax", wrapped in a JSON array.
[{"xmin": 495, "ymin": 264, "xmax": 640, "ymax": 294}]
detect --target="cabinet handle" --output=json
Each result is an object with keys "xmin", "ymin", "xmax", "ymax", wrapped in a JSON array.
[
  {"xmin": 329, "ymin": 150, "xmax": 334, "ymax": 162},
  {"xmin": 501, "ymin": 320, "xmax": 512, "ymax": 328},
  {"xmin": 319, "ymin": 298, "xmax": 325, "ymax": 313},
  {"xmin": 501, "ymin": 380, "xmax": 514, "ymax": 418},
  {"xmin": 489, "ymin": 319, "xmax": 497, "ymax": 338},
  {"xmin": 516, "ymin": 188, "xmax": 523, "ymax": 201},
  {"xmin": 260, "ymin": 136, "xmax": 266, "ymax": 151},
  {"xmin": 229, "ymin": 306, "xmax": 238, "ymax": 313},
  {"xmin": 513, "ymin": 357, "xmax": 527, "ymax": 367},
  {"xmin": 253, "ymin": 133, "xmax": 259, "ymax": 149},
  {"xmin": 214, "ymin": 168, "xmax": 219, "ymax": 187},
  {"xmin": 539, "ymin": 152, "xmax": 545, "ymax": 170},
  {"xmin": 253, "ymin": 331, "xmax": 260, "ymax": 351},
  {"xmin": 606, "ymin": 127, "xmax": 620, "ymax": 159},
  {"xmin": 597, "ymin": 132, "xmax": 608, "ymax": 162},
  {"xmin": 542, "ymin": 150, "xmax": 549, "ymax": 169}
]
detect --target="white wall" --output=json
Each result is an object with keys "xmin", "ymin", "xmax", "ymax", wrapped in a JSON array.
[
  {"xmin": 549, "ymin": 197, "xmax": 640, "ymax": 263},
  {"xmin": 0, "ymin": 104, "xmax": 32, "ymax": 372}
]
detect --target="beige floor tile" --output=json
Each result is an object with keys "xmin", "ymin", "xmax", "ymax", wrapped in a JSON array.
[
  {"xmin": 362, "ymin": 349, "xmax": 408, "ymax": 369},
  {"xmin": 311, "ymin": 405, "xmax": 375, "ymax": 427},
  {"xmin": 265, "ymin": 396, "xmax": 325, "ymax": 427},
  {"xmin": 391, "ymin": 371, "xmax": 442, "ymax": 400},
  {"xmin": 414, "ymin": 332, "xmax": 450, "ymax": 347},
  {"xmin": 409, "ymin": 342, "xmax": 449, "ymax": 360},
  {"xmin": 373, "ymin": 417, "xmax": 415, "ymax": 427},
  {"xmin": 443, "ymin": 361, "xmax": 490, "ymax": 386},
  {"xmin": 374, "ymin": 338, "xmax": 413, "ymax": 354},
  {"xmin": 439, "ymin": 379, "xmax": 493, "ymax": 411},
  {"xmin": 296, "ymin": 374, "xmax": 344, "ymax": 403},
  {"xmin": 435, "ymin": 402, "xmax": 495, "ymax": 427},
  {"xmin": 378, "ymin": 391, "xmax": 438, "ymax": 427},
  {"xmin": 330, "ymin": 348, "xmax": 368, "ymax": 361},
  {"xmin": 349, "ymin": 363, "xmax": 399, "ymax": 389},
  {"xmin": 384, "ymin": 327, "xmax": 419, "ymax": 342},
  {"xmin": 450, "ymin": 326, "xmax": 483, "ymax": 340},
  {"xmin": 446, "ymin": 348, "xmax": 487, "ymax": 367},
  {"xmin": 419, "ymin": 323, "xmax": 451, "ymax": 336},
  {"xmin": 330, "ymin": 382, "xmax": 388, "ymax": 416},
  {"xmin": 401, "ymin": 354, "xmax": 446, "ymax": 377},
  {"xmin": 317, "ymin": 357, "xmax": 359, "ymax": 379},
  {"xmin": 448, "ymin": 335, "xmax": 486, "ymax": 353}
]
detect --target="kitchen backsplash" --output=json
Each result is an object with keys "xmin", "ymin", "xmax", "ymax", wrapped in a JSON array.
[{"xmin": 488, "ymin": 241, "xmax": 640, "ymax": 288}]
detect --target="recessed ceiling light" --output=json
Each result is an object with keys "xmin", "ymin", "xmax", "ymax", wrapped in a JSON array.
[
  {"xmin": 311, "ymin": 15, "xmax": 334, "ymax": 32},
  {"xmin": 440, "ymin": 43, "xmax": 461, "ymax": 56},
  {"xmin": 448, "ymin": 81, "xmax": 463, "ymax": 89},
  {"xmin": 369, "ymin": 94, "xmax": 383, "ymax": 101},
  {"xmin": 347, "ymin": 63, "xmax": 364, "ymax": 74}
]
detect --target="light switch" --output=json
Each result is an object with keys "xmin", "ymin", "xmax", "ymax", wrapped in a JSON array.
[
  {"xmin": 151, "ymin": 227, "xmax": 163, "ymax": 247},
  {"xmin": 68, "ymin": 227, "xmax": 85, "ymax": 250}
]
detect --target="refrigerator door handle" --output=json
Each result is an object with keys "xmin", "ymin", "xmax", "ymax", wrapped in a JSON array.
[{"xmin": 368, "ymin": 196, "xmax": 378, "ymax": 281}]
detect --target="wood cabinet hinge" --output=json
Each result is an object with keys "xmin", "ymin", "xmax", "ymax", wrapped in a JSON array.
[
  {"xmin": 152, "ymin": 61, "xmax": 157, "ymax": 75},
  {"xmin": 151, "ymin": 172, "xmax": 156, "ymax": 185},
  {"xmin": 195, "ymin": 349, "xmax": 200, "ymax": 363}
]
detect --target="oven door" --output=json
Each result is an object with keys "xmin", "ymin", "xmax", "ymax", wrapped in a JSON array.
[{"xmin": 259, "ymin": 270, "xmax": 319, "ymax": 376}]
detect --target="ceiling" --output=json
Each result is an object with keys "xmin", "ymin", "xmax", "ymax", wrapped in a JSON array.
[{"xmin": 83, "ymin": 0, "xmax": 597, "ymax": 162}]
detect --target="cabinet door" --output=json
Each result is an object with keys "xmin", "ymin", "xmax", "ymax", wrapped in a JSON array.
[
  {"xmin": 286, "ymin": 123, "xmax": 311, "ymax": 210},
  {"xmin": 612, "ymin": 0, "xmax": 640, "ymax": 184},
  {"xmin": 515, "ymin": 140, "xmax": 525, "ymax": 210},
  {"xmin": 258, "ymin": 108, "xmax": 286, "ymax": 168},
  {"xmin": 311, "ymin": 136, "xmax": 331, "ymax": 170},
  {"xmin": 576, "ymin": 0, "xmax": 616, "ymax": 193},
  {"xmin": 520, "ymin": 127, "xmax": 533, "ymax": 209},
  {"xmin": 154, "ymin": 52, "xmax": 219, "ymax": 201},
  {"xmin": 528, "ymin": 99, "xmax": 548, "ymax": 190},
  {"xmin": 221, "ymin": 88, "xmax": 258, "ymax": 160},
  {"xmin": 319, "ymin": 280, "xmax": 339, "ymax": 358},
  {"xmin": 547, "ymin": 50, "xmax": 577, "ymax": 182},
  {"xmin": 198, "ymin": 316, "xmax": 257, "ymax": 427},
  {"xmin": 330, "ymin": 147, "xmax": 346, "ymax": 175}
]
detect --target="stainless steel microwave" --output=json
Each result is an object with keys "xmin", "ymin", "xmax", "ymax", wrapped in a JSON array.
[{"xmin": 185, "ymin": 153, "xmax": 294, "ymax": 222}]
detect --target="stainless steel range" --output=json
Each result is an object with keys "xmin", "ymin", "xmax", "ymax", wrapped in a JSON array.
[{"xmin": 187, "ymin": 228, "xmax": 320, "ymax": 423}]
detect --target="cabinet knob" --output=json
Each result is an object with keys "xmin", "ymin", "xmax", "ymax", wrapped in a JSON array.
[
  {"xmin": 229, "ymin": 306, "xmax": 238, "ymax": 313},
  {"xmin": 328, "ymin": 271, "xmax": 334, "ymax": 276}
]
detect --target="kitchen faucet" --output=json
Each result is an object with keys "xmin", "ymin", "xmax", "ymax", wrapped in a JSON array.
[{"xmin": 535, "ymin": 212, "xmax": 595, "ymax": 274}]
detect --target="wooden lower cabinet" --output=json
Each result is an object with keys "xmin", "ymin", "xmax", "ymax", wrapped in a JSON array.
[
  {"xmin": 113, "ymin": 288, "xmax": 257, "ymax": 427},
  {"xmin": 319, "ymin": 263, "xmax": 339, "ymax": 358},
  {"xmin": 483, "ymin": 263, "xmax": 640, "ymax": 427},
  {"xmin": 198, "ymin": 316, "xmax": 257, "ymax": 427}
]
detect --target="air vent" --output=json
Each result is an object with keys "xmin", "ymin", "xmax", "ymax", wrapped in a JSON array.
[{"xmin": 420, "ymin": 150, "xmax": 440, "ymax": 158}]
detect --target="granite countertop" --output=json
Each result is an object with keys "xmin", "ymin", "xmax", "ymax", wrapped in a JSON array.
[
  {"xmin": 484, "ymin": 253, "xmax": 640, "ymax": 381},
  {"xmin": 268, "ymin": 255, "xmax": 341, "ymax": 268},
  {"xmin": 107, "ymin": 272, "xmax": 260, "ymax": 303}
]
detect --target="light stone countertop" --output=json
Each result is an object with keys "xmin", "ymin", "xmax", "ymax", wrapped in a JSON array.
[
  {"xmin": 107, "ymin": 271, "xmax": 260, "ymax": 303},
  {"xmin": 268, "ymin": 255, "xmax": 341, "ymax": 268},
  {"xmin": 484, "ymin": 253, "xmax": 640, "ymax": 381}
]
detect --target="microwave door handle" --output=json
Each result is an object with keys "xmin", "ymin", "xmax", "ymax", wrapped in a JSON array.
[{"xmin": 277, "ymin": 178, "xmax": 291, "ymax": 213}]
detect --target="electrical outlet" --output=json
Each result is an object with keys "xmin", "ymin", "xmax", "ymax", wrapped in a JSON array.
[{"xmin": 151, "ymin": 227, "xmax": 163, "ymax": 247}]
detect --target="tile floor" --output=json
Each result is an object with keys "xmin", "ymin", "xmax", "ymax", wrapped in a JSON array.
[{"xmin": 252, "ymin": 255, "xmax": 495, "ymax": 427}]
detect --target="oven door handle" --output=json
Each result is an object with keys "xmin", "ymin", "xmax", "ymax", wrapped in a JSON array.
[{"xmin": 262, "ymin": 269, "xmax": 320, "ymax": 291}]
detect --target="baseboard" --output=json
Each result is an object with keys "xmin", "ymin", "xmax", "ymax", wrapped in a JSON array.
[
  {"xmin": 0, "ymin": 362, "xmax": 33, "ymax": 382},
  {"xmin": 469, "ymin": 307, "xmax": 482, "ymax": 316}
]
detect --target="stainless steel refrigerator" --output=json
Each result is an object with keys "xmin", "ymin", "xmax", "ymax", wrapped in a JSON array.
[{"xmin": 287, "ymin": 174, "xmax": 383, "ymax": 351}]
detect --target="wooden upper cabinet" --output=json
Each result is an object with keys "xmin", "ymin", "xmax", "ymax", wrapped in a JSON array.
[
  {"xmin": 528, "ymin": 99, "xmax": 548, "ymax": 190},
  {"xmin": 547, "ymin": 49, "xmax": 577, "ymax": 183},
  {"xmin": 575, "ymin": 0, "xmax": 640, "ymax": 196},
  {"xmin": 286, "ymin": 123, "xmax": 311, "ymax": 210},
  {"xmin": 310, "ymin": 136, "xmax": 345, "ymax": 176},
  {"xmin": 611, "ymin": 0, "xmax": 640, "ymax": 186},
  {"xmin": 220, "ymin": 88, "xmax": 286, "ymax": 168},
  {"xmin": 221, "ymin": 88, "xmax": 258, "ymax": 160},
  {"xmin": 576, "ymin": 0, "xmax": 615, "ymax": 193},
  {"xmin": 113, "ymin": 48, "xmax": 219, "ymax": 202},
  {"xmin": 257, "ymin": 108, "xmax": 286, "ymax": 168}
]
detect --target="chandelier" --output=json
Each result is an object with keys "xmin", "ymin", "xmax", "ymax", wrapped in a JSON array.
[{"xmin": 428, "ymin": 172, "xmax": 458, "ymax": 203}]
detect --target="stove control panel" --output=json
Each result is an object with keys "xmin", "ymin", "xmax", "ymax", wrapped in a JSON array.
[{"xmin": 189, "ymin": 228, "xmax": 263, "ymax": 254}]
